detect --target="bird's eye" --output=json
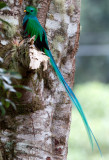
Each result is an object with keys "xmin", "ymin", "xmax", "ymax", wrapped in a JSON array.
[
  {"xmin": 26, "ymin": 12, "xmax": 29, "ymax": 15},
  {"xmin": 31, "ymin": 10, "xmax": 33, "ymax": 12}
]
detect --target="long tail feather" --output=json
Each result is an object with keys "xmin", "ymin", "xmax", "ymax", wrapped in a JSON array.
[{"xmin": 44, "ymin": 49, "xmax": 102, "ymax": 156}]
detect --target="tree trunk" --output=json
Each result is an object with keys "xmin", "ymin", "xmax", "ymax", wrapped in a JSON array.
[{"xmin": 0, "ymin": 0, "xmax": 81, "ymax": 159}]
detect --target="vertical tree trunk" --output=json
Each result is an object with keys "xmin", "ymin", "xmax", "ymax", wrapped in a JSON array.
[{"xmin": 0, "ymin": 0, "xmax": 81, "ymax": 159}]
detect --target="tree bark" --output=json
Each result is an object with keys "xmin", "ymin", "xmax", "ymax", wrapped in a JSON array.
[{"xmin": 0, "ymin": 0, "xmax": 81, "ymax": 159}]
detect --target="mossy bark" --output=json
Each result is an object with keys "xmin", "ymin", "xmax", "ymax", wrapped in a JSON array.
[{"xmin": 0, "ymin": 0, "xmax": 81, "ymax": 159}]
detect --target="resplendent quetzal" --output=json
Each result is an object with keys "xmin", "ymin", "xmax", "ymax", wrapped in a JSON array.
[{"xmin": 23, "ymin": 6, "xmax": 102, "ymax": 155}]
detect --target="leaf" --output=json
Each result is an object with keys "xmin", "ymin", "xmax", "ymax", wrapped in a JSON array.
[
  {"xmin": 0, "ymin": 102, "xmax": 6, "ymax": 116},
  {"xmin": 21, "ymin": 85, "xmax": 32, "ymax": 91},
  {"xmin": 0, "ymin": 2, "xmax": 7, "ymax": 9},
  {"xmin": 5, "ymin": 99, "xmax": 16, "ymax": 110},
  {"xmin": 0, "ymin": 68, "xmax": 6, "ymax": 73},
  {"xmin": 5, "ymin": 99, "xmax": 10, "ymax": 108},
  {"xmin": 16, "ymin": 92, "xmax": 22, "ymax": 98},
  {"xmin": 3, "ymin": 82, "xmax": 16, "ymax": 92},
  {"xmin": 0, "ymin": 69, "xmax": 22, "ymax": 80},
  {"xmin": 1, "ymin": 75, "xmax": 12, "ymax": 84},
  {"xmin": 9, "ymin": 72, "xmax": 22, "ymax": 79},
  {"xmin": 0, "ymin": 57, "xmax": 3, "ymax": 63},
  {"xmin": 15, "ymin": 85, "xmax": 32, "ymax": 91}
]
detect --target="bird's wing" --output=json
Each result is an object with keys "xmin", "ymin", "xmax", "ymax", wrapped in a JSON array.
[
  {"xmin": 24, "ymin": 17, "xmax": 41, "ymax": 40},
  {"xmin": 24, "ymin": 17, "xmax": 49, "ymax": 50}
]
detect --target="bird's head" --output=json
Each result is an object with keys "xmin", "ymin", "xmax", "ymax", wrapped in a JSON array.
[{"xmin": 24, "ymin": 6, "xmax": 38, "ymax": 16}]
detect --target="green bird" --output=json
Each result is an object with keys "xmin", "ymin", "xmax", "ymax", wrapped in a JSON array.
[{"xmin": 23, "ymin": 6, "xmax": 102, "ymax": 155}]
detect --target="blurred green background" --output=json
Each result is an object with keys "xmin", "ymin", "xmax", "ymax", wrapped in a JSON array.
[{"xmin": 68, "ymin": 0, "xmax": 109, "ymax": 159}]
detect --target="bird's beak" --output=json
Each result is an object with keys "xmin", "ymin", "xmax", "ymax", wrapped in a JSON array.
[{"xmin": 24, "ymin": 10, "xmax": 26, "ymax": 12}]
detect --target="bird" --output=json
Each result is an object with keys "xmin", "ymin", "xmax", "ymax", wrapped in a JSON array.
[{"xmin": 23, "ymin": 6, "xmax": 102, "ymax": 155}]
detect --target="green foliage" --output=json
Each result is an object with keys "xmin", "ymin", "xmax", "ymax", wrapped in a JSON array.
[
  {"xmin": 0, "ymin": 58, "xmax": 31, "ymax": 116},
  {"xmin": 0, "ymin": 2, "xmax": 6, "ymax": 9},
  {"xmin": 68, "ymin": 82, "xmax": 109, "ymax": 160}
]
